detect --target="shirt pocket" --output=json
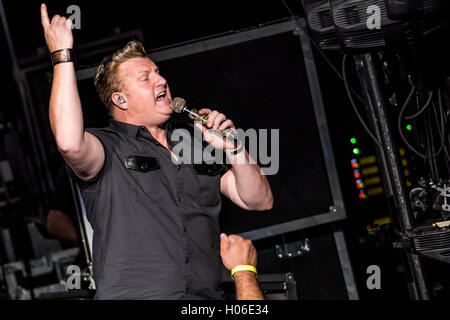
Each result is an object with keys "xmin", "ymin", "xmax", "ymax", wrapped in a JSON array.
[
  {"xmin": 124, "ymin": 155, "xmax": 163, "ymax": 200},
  {"xmin": 124, "ymin": 155, "xmax": 160, "ymax": 173},
  {"xmin": 193, "ymin": 163, "xmax": 224, "ymax": 207}
]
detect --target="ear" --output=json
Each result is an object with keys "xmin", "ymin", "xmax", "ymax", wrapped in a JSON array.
[{"xmin": 111, "ymin": 92, "xmax": 128, "ymax": 111}]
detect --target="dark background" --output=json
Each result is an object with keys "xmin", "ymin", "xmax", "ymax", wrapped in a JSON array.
[{"xmin": 1, "ymin": 0, "xmax": 449, "ymax": 300}]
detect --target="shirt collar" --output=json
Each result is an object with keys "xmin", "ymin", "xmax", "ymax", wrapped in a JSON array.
[{"xmin": 109, "ymin": 119, "xmax": 173, "ymax": 142}]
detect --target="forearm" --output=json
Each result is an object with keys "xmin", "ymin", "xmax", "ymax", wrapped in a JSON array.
[
  {"xmin": 227, "ymin": 150, "xmax": 273, "ymax": 210},
  {"xmin": 47, "ymin": 210, "xmax": 78, "ymax": 244},
  {"xmin": 234, "ymin": 271, "xmax": 265, "ymax": 300},
  {"xmin": 49, "ymin": 62, "xmax": 85, "ymax": 153}
]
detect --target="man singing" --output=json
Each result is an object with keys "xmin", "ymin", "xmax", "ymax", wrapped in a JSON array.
[{"xmin": 40, "ymin": 4, "xmax": 273, "ymax": 299}]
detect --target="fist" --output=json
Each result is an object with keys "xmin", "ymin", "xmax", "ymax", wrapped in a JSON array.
[
  {"xmin": 220, "ymin": 234, "xmax": 258, "ymax": 270},
  {"xmin": 40, "ymin": 3, "xmax": 73, "ymax": 52},
  {"xmin": 195, "ymin": 108, "xmax": 237, "ymax": 151}
]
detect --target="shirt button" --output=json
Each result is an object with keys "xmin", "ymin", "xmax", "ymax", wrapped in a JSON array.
[
  {"xmin": 155, "ymin": 141, "xmax": 159, "ymax": 145},
  {"xmin": 177, "ymin": 165, "xmax": 181, "ymax": 170}
]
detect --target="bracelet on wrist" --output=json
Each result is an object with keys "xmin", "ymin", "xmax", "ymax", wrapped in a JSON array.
[
  {"xmin": 51, "ymin": 48, "xmax": 74, "ymax": 66},
  {"xmin": 231, "ymin": 265, "xmax": 258, "ymax": 280}
]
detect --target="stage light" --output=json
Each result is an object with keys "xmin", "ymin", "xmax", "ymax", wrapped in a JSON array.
[
  {"xmin": 350, "ymin": 137, "xmax": 357, "ymax": 144},
  {"xmin": 353, "ymin": 148, "xmax": 360, "ymax": 155}
]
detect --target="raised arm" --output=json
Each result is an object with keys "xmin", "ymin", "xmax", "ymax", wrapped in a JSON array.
[
  {"xmin": 195, "ymin": 109, "xmax": 273, "ymax": 211},
  {"xmin": 41, "ymin": 4, "xmax": 104, "ymax": 180},
  {"xmin": 220, "ymin": 234, "xmax": 265, "ymax": 300}
]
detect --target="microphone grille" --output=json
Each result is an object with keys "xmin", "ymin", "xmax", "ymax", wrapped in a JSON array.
[{"xmin": 171, "ymin": 97, "xmax": 186, "ymax": 113}]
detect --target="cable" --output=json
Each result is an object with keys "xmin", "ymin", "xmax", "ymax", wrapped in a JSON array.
[
  {"xmin": 431, "ymin": 97, "xmax": 450, "ymax": 177},
  {"xmin": 342, "ymin": 54, "xmax": 382, "ymax": 147},
  {"xmin": 424, "ymin": 95, "xmax": 437, "ymax": 180},
  {"xmin": 279, "ymin": 0, "xmax": 367, "ymax": 105},
  {"xmin": 405, "ymin": 91, "xmax": 433, "ymax": 120},
  {"xmin": 398, "ymin": 87, "xmax": 446, "ymax": 159}
]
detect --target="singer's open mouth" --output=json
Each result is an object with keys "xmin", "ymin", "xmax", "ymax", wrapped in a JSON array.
[{"xmin": 156, "ymin": 91, "xmax": 167, "ymax": 102}]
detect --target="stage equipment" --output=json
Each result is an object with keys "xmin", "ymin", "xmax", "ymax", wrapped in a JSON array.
[
  {"xmin": 329, "ymin": 0, "xmax": 445, "ymax": 52},
  {"xmin": 304, "ymin": 0, "xmax": 447, "ymax": 52},
  {"xmin": 352, "ymin": 52, "xmax": 430, "ymax": 299},
  {"xmin": 66, "ymin": 166, "xmax": 95, "ymax": 291},
  {"xmin": 303, "ymin": 0, "xmax": 339, "ymax": 50},
  {"xmin": 222, "ymin": 272, "xmax": 297, "ymax": 300},
  {"xmin": 302, "ymin": 0, "xmax": 448, "ymax": 300},
  {"xmin": 1, "ymin": 247, "xmax": 92, "ymax": 300}
]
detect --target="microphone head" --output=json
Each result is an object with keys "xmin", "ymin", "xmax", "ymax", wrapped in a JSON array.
[{"xmin": 170, "ymin": 97, "xmax": 186, "ymax": 113}]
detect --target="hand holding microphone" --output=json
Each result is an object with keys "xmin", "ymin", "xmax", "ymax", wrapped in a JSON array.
[{"xmin": 171, "ymin": 97, "xmax": 243, "ymax": 154}]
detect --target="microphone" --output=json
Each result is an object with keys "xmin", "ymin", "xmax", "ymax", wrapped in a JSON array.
[{"xmin": 171, "ymin": 97, "xmax": 238, "ymax": 142}]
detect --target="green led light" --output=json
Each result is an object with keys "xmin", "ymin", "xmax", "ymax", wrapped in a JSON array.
[
  {"xmin": 353, "ymin": 148, "xmax": 360, "ymax": 155},
  {"xmin": 406, "ymin": 124, "xmax": 412, "ymax": 131},
  {"xmin": 350, "ymin": 138, "xmax": 357, "ymax": 144}
]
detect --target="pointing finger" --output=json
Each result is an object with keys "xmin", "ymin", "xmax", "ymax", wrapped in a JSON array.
[{"xmin": 40, "ymin": 3, "xmax": 50, "ymax": 27}]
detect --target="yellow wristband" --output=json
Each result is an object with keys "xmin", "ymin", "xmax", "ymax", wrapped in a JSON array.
[{"xmin": 231, "ymin": 265, "xmax": 257, "ymax": 278}]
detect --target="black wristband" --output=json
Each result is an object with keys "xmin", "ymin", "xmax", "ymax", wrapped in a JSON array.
[{"xmin": 51, "ymin": 48, "xmax": 74, "ymax": 66}]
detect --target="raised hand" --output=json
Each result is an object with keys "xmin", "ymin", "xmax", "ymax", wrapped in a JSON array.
[
  {"xmin": 220, "ymin": 234, "xmax": 258, "ymax": 271},
  {"xmin": 40, "ymin": 3, "xmax": 73, "ymax": 52}
]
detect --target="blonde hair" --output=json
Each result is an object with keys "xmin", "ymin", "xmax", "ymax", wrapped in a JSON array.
[{"xmin": 94, "ymin": 41, "xmax": 148, "ymax": 115}]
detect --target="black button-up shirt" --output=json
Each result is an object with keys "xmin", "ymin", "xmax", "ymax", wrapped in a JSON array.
[{"xmin": 76, "ymin": 119, "xmax": 228, "ymax": 299}]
